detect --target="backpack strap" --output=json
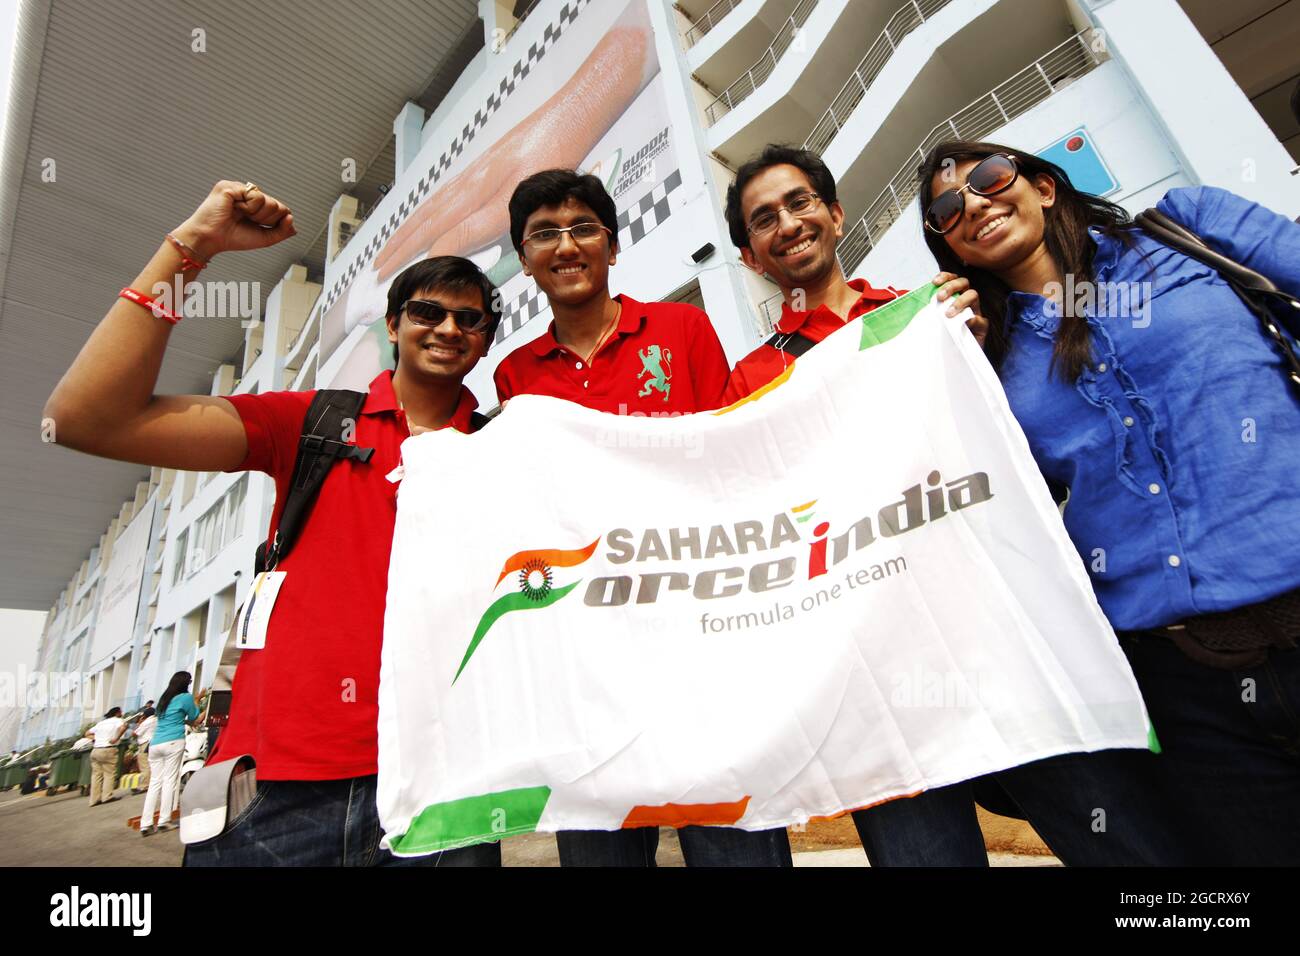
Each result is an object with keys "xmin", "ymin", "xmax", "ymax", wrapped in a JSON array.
[
  {"xmin": 255, "ymin": 389, "xmax": 372, "ymax": 573},
  {"xmin": 765, "ymin": 329, "xmax": 818, "ymax": 358}
]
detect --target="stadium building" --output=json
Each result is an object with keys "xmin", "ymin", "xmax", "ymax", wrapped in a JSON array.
[{"xmin": 4, "ymin": 0, "xmax": 1297, "ymax": 745}]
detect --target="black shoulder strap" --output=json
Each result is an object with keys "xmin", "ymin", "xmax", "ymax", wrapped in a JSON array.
[
  {"xmin": 1135, "ymin": 207, "xmax": 1300, "ymax": 391},
  {"xmin": 766, "ymin": 329, "xmax": 818, "ymax": 358},
  {"xmin": 255, "ymin": 389, "xmax": 373, "ymax": 573},
  {"xmin": 469, "ymin": 411, "xmax": 491, "ymax": 433}
]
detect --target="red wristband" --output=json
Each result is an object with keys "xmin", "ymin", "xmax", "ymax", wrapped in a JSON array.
[{"xmin": 119, "ymin": 287, "xmax": 181, "ymax": 325}]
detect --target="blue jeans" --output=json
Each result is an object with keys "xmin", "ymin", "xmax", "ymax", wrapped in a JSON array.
[
  {"xmin": 183, "ymin": 775, "xmax": 501, "ymax": 867},
  {"xmin": 853, "ymin": 747, "xmax": 1191, "ymax": 866},
  {"xmin": 557, "ymin": 826, "xmax": 792, "ymax": 867},
  {"xmin": 1117, "ymin": 632, "xmax": 1300, "ymax": 865}
]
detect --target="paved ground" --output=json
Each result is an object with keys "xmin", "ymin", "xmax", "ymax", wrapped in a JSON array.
[{"xmin": 0, "ymin": 783, "xmax": 1057, "ymax": 867}]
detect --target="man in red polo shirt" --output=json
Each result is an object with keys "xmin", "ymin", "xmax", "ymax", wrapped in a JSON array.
[
  {"xmin": 494, "ymin": 168, "xmax": 790, "ymax": 867},
  {"xmin": 721, "ymin": 144, "xmax": 984, "ymax": 404},
  {"xmin": 44, "ymin": 180, "xmax": 501, "ymax": 866},
  {"xmin": 495, "ymin": 170, "xmax": 730, "ymax": 415},
  {"xmin": 724, "ymin": 144, "xmax": 1014, "ymax": 866}
]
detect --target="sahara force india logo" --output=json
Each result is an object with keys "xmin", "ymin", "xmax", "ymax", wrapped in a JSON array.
[{"xmin": 455, "ymin": 468, "xmax": 994, "ymax": 683}]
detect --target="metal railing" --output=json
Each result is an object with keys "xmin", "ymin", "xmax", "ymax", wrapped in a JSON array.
[
  {"xmin": 501, "ymin": 0, "xmax": 543, "ymax": 48},
  {"xmin": 804, "ymin": 0, "xmax": 955, "ymax": 155},
  {"xmin": 704, "ymin": 0, "xmax": 818, "ymax": 126},
  {"xmin": 684, "ymin": 0, "xmax": 744, "ymax": 49},
  {"xmin": 757, "ymin": 291, "xmax": 785, "ymax": 336},
  {"xmin": 836, "ymin": 31, "xmax": 1105, "ymax": 277}
]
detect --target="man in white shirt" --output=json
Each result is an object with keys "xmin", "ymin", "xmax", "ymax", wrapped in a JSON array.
[
  {"xmin": 87, "ymin": 707, "xmax": 126, "ymax": 806},
  {"xmin": 131, "ymin": 704, "xmax": 157, "ymax": 794}
]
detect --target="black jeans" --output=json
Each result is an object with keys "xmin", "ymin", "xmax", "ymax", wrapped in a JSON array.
[
  {"xmin": 557, "ymin": 826, "xmax": 792, "ymax": 867},
  {"xmin": 1115, "ymin": 632, "xmax": 1300, "ymax": 865},
  {"xmin": 184, "ymin": 774, "xmax": 501, "ymax": 867}
]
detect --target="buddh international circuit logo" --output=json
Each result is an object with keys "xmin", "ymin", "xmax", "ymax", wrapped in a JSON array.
[{"xmin": 454, "ymin": 538, "xmax": 600, "ymax": 683}]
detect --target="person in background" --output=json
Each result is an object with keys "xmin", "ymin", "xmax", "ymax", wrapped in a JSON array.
[
  {"xmin": 917, "ymin": 139, "xmax": 1300, "ymax": 865},
  {"xmin": 140, "ymin": 672, "xmax": 199, "ymax": 836},
  {"xmin": 131, "ymin": 704, "xmax": 157, "ymax": 794},
  {"xmin": 87, "ymin": 707, "xmax": 127, "ymax": 806}
]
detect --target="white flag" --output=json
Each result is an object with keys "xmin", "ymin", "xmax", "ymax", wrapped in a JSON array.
[{"xmin": 377, "ymin": 285, "xmax": 1152, "ymax": 854}]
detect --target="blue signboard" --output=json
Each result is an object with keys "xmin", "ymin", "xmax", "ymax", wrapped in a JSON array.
[{"xmin": 1038, "ymin": 127, "xmax": 1119, "ymax": 196}]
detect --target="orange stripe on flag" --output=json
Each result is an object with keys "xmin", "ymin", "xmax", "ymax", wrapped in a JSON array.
[
  {"xmin": 495, "ymin": 538, "xmax": 600, "ymax": 586},
  {"xmin": 712, "ymin": 364, "xmax": 795, "ymax": 416},
  {"xmin": 791, "ymin": 500, "xmax": 817, "ymax": 513},
  {"xmin": 621, "ymin": 796, "xmax": 751, "ymax": 828},
  {"xmin": 808, "ymin": 790, "xmax": 925, "ymax": 823}
]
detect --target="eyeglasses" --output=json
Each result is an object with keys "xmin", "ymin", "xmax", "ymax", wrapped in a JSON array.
[
  {"xmin": 924, "ymin": 154, "xmax": 1019, "ymax": 235},
  {"xmin": 522, "ymin": 222, "xmax": 612, "ymax": 248},
  {"xmin": 747, "ymin": 193, "xmax": 823, "ymax": 237},
  {"xmin": 400, "ymin": 299, "xmax": 491, "ymax": 335}
]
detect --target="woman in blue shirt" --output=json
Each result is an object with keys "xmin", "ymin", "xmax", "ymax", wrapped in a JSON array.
[
  {"xmin": 918, "ymin": 140, "xmax": 1300, "ymax": 865},
  {"xmin": 140, "ymin": 671, "xmax": 200, "ymax": 837}
]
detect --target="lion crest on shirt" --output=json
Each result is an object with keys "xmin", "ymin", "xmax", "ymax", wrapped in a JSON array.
[{"xmin": 636, "ymin": 344, "xmax": 673, "ymax": 401}]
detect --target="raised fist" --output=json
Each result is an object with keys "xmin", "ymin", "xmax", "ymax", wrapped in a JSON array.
[{"xmin": 171, "ymin": 180, "xmax": 296, "ymax": 262}]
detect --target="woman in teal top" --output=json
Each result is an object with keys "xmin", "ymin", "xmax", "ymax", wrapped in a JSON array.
[
  {"xmin": 152, "ymin": 674, "xmax": 199, "ymax": 744},
  {"xmin": 141, "ymin": 671, "xmax": 199, "ymax": 836}
]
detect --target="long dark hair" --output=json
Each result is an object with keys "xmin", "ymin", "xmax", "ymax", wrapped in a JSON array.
[
  {"xmin": 157, "ymin": 671, "xmax": 192, "ymax": 718},
  {"xmin": 917, "ymin": 140, "xmax": 1136, "ymax": 381}
]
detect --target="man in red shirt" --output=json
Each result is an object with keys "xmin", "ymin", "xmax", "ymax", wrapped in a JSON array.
[
  {"xmin": 495, "ymin": 170, "xmax": 730, "ymax": 415},
  {"xmin": 722, "ymin": 144, "xmax": 984, "ymax": 404},
  {"xmin": 495, "ymin": 168, "xmax": 790, "ymax": 867},
  {"xmin": 44, "ymin": 181, "xmax": 501, "ymax": 866}
]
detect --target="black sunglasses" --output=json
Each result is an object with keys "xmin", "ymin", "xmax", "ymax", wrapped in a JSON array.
[
  {"xmin": 401, "ymin": 299, "xmax": 491, "ymax": 335},
  {"xmin": 924, "ymin": 154, "xmax": 1020, "ymax": 235}
]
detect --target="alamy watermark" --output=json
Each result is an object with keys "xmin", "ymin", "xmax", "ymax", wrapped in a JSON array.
[
  {"xmin": 0, "ymin": 665, "xmax": 95, "ymax": 710},
  {"xmin": 150, "ymin": 276, "xmax": 262, "ymax": 326},
  {"xmin": 1043, "ymin": 275, "xmax": 1153, "ymax": 329}
]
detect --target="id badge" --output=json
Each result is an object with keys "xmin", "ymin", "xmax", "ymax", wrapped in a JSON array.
[{"xmin": 233, "ymin": 571, "xmax": 286, "ymax": 650}]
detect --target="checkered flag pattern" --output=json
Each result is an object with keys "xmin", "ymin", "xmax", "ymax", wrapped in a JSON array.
[
  {"xmin": 617, "ymin": 169, "xmax": 683, "ymax": 246},
  {"xmin": 323, "ymin": 0, "xmax": 591, "ymax": 312},
  {"xmin": 495, "ymin": 283, "xmax": 552, "ymax": 346}
]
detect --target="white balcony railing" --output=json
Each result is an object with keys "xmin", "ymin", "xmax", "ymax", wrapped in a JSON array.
[
  {"xmin": 683, "ymin": 0, "xmax": 744, "ymax": 49},
  {"xmin": 757, "ymin": 290, "xmax": 785, "ymax": 336},
  {"xmin": 703, "ymin": 0, "xmax": 818, "ymax": 126},
  {"xmin": 836, "ymin": 30, "xmax": 1105, "ymax": 277},
  {"xmin": 804, "ymin": 0, "xmax": 955, "ymax": 156}
]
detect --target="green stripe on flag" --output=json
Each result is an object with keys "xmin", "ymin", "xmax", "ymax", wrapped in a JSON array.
[
  {"xmin": 454, "ymin": 580, "xmax": 582, "ymax": 683},
  {"xmin": 389, "ymin": 786, "xmax": 552, "ymax": 855},
  {"xmin": 859, "ymin": 283, "xmax": 938, "ymax": 351}
]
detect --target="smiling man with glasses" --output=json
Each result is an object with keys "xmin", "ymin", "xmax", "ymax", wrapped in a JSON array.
[
  {"xmin": 493, "ymin": 169, "xmax": 731, "ymax": 418},
  {"xmin": 720, "ymin": 144, "xmax": 987, "ymax": 404},
  {"xmin": 491, "ymin": 168, "xmax": 793, "ymax": 868}
]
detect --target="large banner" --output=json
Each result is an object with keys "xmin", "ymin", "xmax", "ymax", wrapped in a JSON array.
[
  {"xmin": 377, "ymin": 288, "xmax": 1153, "ymax": 854},
  {"xmin": 321, "ymin": 0, "xmax": 685, "ymax": 394}
]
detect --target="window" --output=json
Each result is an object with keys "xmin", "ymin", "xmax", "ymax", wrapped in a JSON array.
[
  {"xmin": 223, "ymin": 476, "xmax": 248, "ymax": 548},
  {"xmin": 171, "ymin": 529, "xmax": 188, "ymax": 586}
]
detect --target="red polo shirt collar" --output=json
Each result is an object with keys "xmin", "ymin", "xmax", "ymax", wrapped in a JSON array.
[
  {"xmin": 360, "ymin": 369, "xmax": 478, "ymax": 432},
  {"xmin": 528, "ymin": 294, "xmax": 647, "ymax": 357},
  {"xmin": 774, "ymin": 278, "xmax": 901, "ymax": 334}
]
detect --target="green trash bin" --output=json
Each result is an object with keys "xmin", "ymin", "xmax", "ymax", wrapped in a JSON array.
[
  {"xmin": 77, "ymin": 750, "xmax": 93, "ymax": 791},
  {"xmin": 47, "ymin": 749, "xmax": 86, "ymax": 790},
  {"xmin": 0, "ymin": 762, "xmax": 23, "ymax": 790}
]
